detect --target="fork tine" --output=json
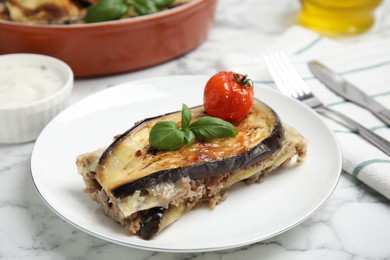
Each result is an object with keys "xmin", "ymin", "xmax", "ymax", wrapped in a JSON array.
[
  {"xmin": 269, "ymin": 51, "xmax": 302, "ymax": 98},
  {"xmin": 272, "ymin": 52, "xmax": 305, "ymax": 98},
  {"xmin": 278, "ymin": 52, "xmax": 312, "ymax": 95},
  {"xmin": 264, "ymin": 52, "xmax": 293, "ymax": 97},
  {"xmin": 265, "ymin": 51, "xmax": 312, "ymax": 98}
]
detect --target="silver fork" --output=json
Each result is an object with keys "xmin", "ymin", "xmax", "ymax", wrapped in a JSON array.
[{"xmin": 264, "ymin": 51, "xmax": 390, "ymax": 156}]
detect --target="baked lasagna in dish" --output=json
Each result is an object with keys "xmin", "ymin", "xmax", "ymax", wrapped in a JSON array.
[{"xmin": 0, "ymin": 0, "xmax": 192, "ymax": 24}]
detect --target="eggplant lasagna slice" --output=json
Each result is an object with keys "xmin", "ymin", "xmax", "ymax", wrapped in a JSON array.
[{"xmin": 76, "ymin": 99, "xmax": 307, "ymax": 240}]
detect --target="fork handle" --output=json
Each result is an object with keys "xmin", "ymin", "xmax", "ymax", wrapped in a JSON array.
[{"xmin": 315, "ymin": 106, "xmax": 390, "ymax": 156}]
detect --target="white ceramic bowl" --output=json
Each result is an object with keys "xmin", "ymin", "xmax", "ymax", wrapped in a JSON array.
[{"xmin": 0, "ymin": 54, "xmax": 73, "ymax": 143}]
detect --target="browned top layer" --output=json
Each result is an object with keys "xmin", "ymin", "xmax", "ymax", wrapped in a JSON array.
[{"xmin": 96, "ymin": 99, "xmax": 281, "ymax": 195}]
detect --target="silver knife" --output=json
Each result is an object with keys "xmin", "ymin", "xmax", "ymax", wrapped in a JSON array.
[{"xmin": 308, "ymin": 61, "xmax": 390, "ymax": 126}]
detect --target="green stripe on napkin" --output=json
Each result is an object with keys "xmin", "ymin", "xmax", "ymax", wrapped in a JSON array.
[
  {"xmin": 293, "ymin": 36, "xmax": 323, "ymax": 55},
  {"xmin": 352, "ymin": 159, "xmax": 390, "ymax": 177},
  {"xmin": 341, "ymin": 60, "xmax": 390, "ymax": 75}
]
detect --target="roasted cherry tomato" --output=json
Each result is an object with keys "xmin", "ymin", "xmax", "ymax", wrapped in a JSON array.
[{"xmin": 204, "ymin": 71, "xmax": 254, "ymax": 123}]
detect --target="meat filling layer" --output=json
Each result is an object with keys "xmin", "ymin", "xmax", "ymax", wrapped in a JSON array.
[{"xmin": 76, "ymin": 124, "xmax": 307, "ymax": 240}]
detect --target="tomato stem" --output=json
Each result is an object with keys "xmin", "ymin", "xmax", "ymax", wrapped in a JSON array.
[{"xmin": 233, "ymin": 73, "xmax": 253, "ymax": 87}]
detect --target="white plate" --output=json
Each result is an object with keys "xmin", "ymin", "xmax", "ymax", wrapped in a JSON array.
[{"xmin": 31, "ymin": 75, "xmax": 342, "ymax": 252}]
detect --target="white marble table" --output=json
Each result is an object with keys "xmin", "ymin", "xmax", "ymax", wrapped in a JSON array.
[{"xmin": 2, "ymin": 0, "xmax": 390, "ymax": 259}]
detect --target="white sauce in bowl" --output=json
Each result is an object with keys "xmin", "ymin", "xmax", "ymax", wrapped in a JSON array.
[{"xmin": 0, "ymin": 63, "xmax": 64, "ymax": 108}]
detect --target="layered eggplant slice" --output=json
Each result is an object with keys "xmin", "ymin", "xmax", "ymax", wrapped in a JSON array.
[{"xmin": 76, "ymin": 98, "xmax": 307, "ymax": 240}]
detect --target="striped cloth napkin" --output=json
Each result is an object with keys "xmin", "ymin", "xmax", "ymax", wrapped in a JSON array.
[{"xmin": 217, "ymin": 26, "xmax": 390, "ymax": 199}]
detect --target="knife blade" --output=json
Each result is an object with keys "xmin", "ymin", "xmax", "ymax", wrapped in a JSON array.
[{"xmin": 308, "ymin": 61, "xmax": 390, "ymax": 126}]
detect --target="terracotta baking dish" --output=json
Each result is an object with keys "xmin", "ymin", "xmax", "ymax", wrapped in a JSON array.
[{"xmin": 0, "ymin": 0, "xmax": 217, "ymax": 77}]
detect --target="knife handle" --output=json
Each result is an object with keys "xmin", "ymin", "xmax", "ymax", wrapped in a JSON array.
[
  {"xmin": 376, "ymin": 110, "xmax": 390, "ymax": 126},
  {"xmin": 315, "ymin": 106, "xmax": 390, "ymax": 156}
]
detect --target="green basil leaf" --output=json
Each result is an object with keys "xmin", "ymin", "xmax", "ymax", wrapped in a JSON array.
[
  {"xmin": 181, "ymin": 104, "xmax": 191, "ymax": 130},
  {"xmin": 129, "ymin": 0, "xmax": 159, "ymax": 15},
  {"xmin": 184, "ymin": 129, "xmax": 195, "ymax": 147},
  {"xmin": 86, "ymin": 0, "xmax": 128, "ymax": 23},
  {"xmin": 149, "ymin": 121, "xmax": 184, "ymax": 150},
  {"xmin": 189, "ymin": 116, "xmax": 237, "ymax": 140},
  {"xmin": 153, "ymin": 0, "xmax": 175, "ymax": 8}
]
